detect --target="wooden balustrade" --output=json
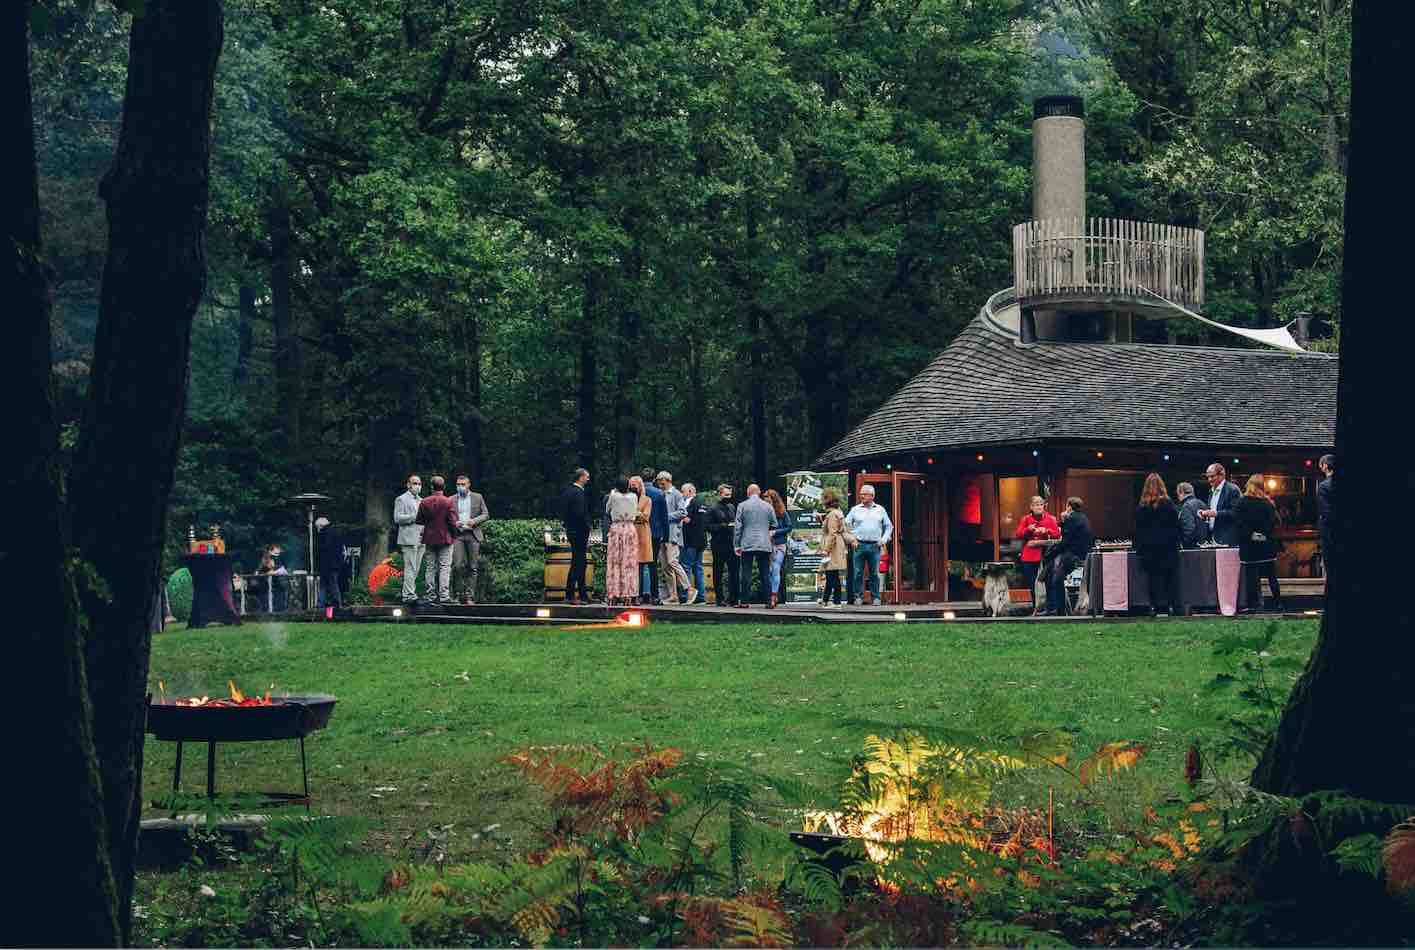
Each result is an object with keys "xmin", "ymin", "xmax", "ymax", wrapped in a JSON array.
[{"xmin": 1012, "ymin": 218, "xmax": 1204, "ymax": 310}]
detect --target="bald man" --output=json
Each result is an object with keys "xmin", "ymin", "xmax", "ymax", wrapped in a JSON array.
[{"xmin": 733, "ymin": 484, "xmax": 778, "ymax": 608}]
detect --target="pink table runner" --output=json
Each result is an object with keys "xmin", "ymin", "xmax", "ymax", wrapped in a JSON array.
[
  {"xmin": 1102, "ymin": 551, "xmax": 1130, "ymax": 611},
  {"xmin": 1215, "ymin": 547, "xmax": 1241, "ymax": 616}
]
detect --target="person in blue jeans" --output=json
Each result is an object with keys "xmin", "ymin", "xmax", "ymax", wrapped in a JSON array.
[
  {"xmin": 765, "ymin": 489, "xmax": 793, "ymax": 607},
  {"xmin": 845, "ymin": 485, "xmax": 893, "ymax": 605},
  {"xmin": 679, "ymin": 483, "xmax": 708, "ymax": 603}
]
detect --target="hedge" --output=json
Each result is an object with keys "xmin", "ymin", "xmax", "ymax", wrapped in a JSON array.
[{"xmin": 167, "ymin": 567, "xmax": 193, "ymax": 621}]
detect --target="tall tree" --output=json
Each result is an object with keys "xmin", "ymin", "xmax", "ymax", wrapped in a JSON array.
[
  {"xmin": 68, "ymin": 1, "xmax": 224, "ymax": 942},
  {"xmin": 1251, "ymin": 0, "xmax": 1413, "ymax": 801},
  {"xmin": 5, "ymin": 1, "xmax": 121, "ymax": 944}
]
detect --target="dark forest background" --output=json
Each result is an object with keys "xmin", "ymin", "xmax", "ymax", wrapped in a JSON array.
[{"xmin": 34, "ymin": 0, "xmax": 1349, "ymax": 576}]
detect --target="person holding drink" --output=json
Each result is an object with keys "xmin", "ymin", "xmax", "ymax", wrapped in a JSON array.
[{"xmin": 1014, "ymin": 495, "xmax": 1060, "ymax": 613}]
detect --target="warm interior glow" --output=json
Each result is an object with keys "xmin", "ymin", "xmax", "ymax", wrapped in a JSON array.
[{"xmin": 1266, "ymin": 477, "xmax": 1278, "ymax": 491}]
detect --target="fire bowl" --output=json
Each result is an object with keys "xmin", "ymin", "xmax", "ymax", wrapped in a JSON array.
[{"xmin": 147, "ymin": 694, "xmax": 337, "ymax": 743}]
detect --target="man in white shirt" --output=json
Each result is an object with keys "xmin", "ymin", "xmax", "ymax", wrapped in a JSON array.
[
  {"xmin": 1198, "ymin": 463, "xmax": 1241, "ymax": 547},
  {"xmin": 845, "ymin": 485, "xmax": 894, "ymax": 605},
  {"xmin": 392, "ymin": 474, "xmax": 425, "ymax": 604},
  {"xmin": 451, "ymin": 474, "xmax": 491, "ymax": 604}
]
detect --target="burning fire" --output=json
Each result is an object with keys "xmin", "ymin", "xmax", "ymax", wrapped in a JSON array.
[{"xmin": 166, "ymin": 679, "xmax": 276, "ymax": 708}]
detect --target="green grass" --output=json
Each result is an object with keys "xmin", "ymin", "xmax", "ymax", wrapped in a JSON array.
[{"xmin": 144, "ymin": 617, "xmax": 1318, "ymax": 858}]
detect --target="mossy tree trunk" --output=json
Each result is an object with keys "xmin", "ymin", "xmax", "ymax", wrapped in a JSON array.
[
  {"xmin": 4, "ymin": 1, "xmax": 121, "ymax": 943},
  {"xmin": 68, "ymin": 2, "xmax": 224, "ymax": 942},
  {"xmin": 1252, "ymin": 0, "xmax": 1415, "ymax": 802}
]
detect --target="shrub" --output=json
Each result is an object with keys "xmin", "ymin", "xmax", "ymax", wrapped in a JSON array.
[
  {"xmin": 167, "ymin": 568, "xmax": 193, "ymax": 621},
  {"xmin": 482, "ymin": 519, "xmax": 551, "ymax": 603}
]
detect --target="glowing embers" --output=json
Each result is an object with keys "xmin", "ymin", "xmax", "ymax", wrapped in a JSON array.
[{"xmin": 160, "ymin": 679, "xmax": 274, "ymax": 708}]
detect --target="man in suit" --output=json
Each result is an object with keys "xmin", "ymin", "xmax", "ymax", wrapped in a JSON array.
[
  {"xmin": 560, "ymin": 467, "xmax": 593, "ymax": 605},
  {"xmin": 656, "ymin": 471, "xmax": 696, "ymax": 605},
  {"xmin": 1199, "ymin": 463, "xmax": 1243, "ymax": 546},
  {"xmin": 680, "ymin": 483, "xmax": 708, "ymax": 604},
  {"xmin": 393, "ymin": 474, "xmax": 425, "ymax": 605},
  {"xmin": 415, "ymin": 475, "xmax": 459, "ymax": 605},
  {"xmin": 451, "ymin": 474, "xmax": 491, "ymax": 604},
  {"xmin": 1317, "ymin": 454, "xmax": 1335, "ymax": 576},
  {"xmin": 1175, "ymin": 481, "xmax": 1211, "ymax": 549},
  {"xmin": 733, "ymin": 484, "xmax": 778, "ymax": 608},
  {"xmin": 704, "ymin": 484, "xmax": 738, "ymax": 606}
]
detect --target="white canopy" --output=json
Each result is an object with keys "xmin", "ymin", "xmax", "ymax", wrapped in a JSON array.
[{"xmin": 1139, "ymin": 285, "xmax": 1307, "ymax": 352}]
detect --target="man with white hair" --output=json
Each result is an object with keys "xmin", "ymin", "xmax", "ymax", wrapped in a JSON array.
[
  {"xmin": 679, "ymin": 483, "xmax": 708, "ymax": 604},
  {"xmin": 1175, "ymin": 481, "xmax": 1209, "ymax": 549},
  {"xmin": 845, "ymin": 484, "xmax": 893, "ymax": 605},
  {"xmin": 656, "ymin": 471, "xmax": 695, "ymax": 604},
  {"xmin": 733, "ymin": 483, "xmax": 777, "ymax": 607},
  {"xmin": 314, "ymin": 516, "xmax": 344, "ymax": 608}
]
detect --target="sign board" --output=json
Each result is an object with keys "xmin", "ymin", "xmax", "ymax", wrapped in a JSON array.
[{"xmin": 781, "ymin": 472, "xmax": 848, "ymax": 602}]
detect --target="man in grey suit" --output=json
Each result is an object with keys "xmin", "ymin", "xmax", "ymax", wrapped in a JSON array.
[
  {"xmin": 451, "ymin": 474, "xmax": 491, "ymax": 604},
  {"xmin": 393, "ymin": 474, "xmax": 425, "ymax": 604},
  {"xmin": 1175, "ymin": 481, "xmax": 1211, "ymax": 549},
  {"xmin": 733, "ymin": 483, "xmax": 778, "ymax": 608},
  {"xmin": 656, "ymin": 471, "xmax": 695, "ymax": 605}
]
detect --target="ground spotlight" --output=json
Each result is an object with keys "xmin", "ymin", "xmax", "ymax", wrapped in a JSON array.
[
  {"xmin": 616, "ymin": 610, "xmax": 647, "ymax": 627},
  {"xmin": 943, "ymin": 610, "xmax": 956, "ymax": 620},
  {"xmin": 392, "ymin": 607, "xmax": 403, "ymax": 619},
  {"xmin": 535, "ymin": 608, "xmax": 552, "ymax": 618},
  {"xmin": 893, "ymin": 612, "xmax": 907, "ymax": 621}
]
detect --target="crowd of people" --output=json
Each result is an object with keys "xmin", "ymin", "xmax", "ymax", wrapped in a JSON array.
[
  {"xmin": 392, "ymin": 473, "xmax": 491, "ymax": 607},
  {"xmin": 1019, "ymin": 456, "xmax": 1335, "ymax": 617}
]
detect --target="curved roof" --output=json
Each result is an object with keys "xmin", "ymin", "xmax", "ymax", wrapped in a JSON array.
[{"xmin": 813, "ymin": 309, "xmax": 1338, "ymax": 468}]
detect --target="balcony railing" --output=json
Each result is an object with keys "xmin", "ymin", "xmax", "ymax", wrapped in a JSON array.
[{"xmin": 1012, "ymin": 217, "xmax": 1204, "ymax": 310}]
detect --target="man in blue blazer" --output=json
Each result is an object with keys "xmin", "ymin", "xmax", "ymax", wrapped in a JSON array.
[{"xmin": 1199, "ymin": 462, "xmax": 1243, "ymax": 546}]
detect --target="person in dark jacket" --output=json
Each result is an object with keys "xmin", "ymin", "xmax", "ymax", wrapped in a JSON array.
[
  {"xmin": 415, "ymin": 475, "xmax": 460, "ymax": 605},
  {"xmin": 1175, "ymin": 481, "xmax": 1211, "ymax": 548},
  {"xmin": 560, "ymin": 468, "xmax": 593, "ymax": 604},
  {"xmin": 1200, "ymin": 463, "xmax": 1243, "ymax": 546},
  {"xmin": 766, "ymin": 489, "xmax": 794, "ymax": 607},
  {"xmin": 1134, "ymin": 473, "xmax": 1182, "ymax": 615},
  {"xmin": 1317, "ymin": 454, "xmax": 1334, "ymax": 577},
  {"xmin": 704, "ymin": 485, "xmax": 738, "ymax": 606},
  {"xmin": 1235, "ymin": 476, "xmax": 1282, "ymax": 612},
  {"xmin": 641, "ymin": 466, "xmax": 665, "ymax": 603},
  {"xmin": 679, "ymin": 483, "xmax": 709, "ymax": 604},
  {"xmin": 1045, "ymin": 497, "xmax": 1093, "ymax": 616},
  {"xmin": 315, "ymin": 518, "xmax": 344, "ymax": 608}
]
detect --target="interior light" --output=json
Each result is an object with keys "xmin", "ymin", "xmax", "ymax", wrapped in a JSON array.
[
  {"xmin": 885, "ymin": 463, "xmax": 892, "ymax": 470},
  {"xmin": 927, "ymin": 457, "xmax": 934, "ymax": 465},
  {"xmin": 1233, "ymin": 458, "xmax": 1240, "ymax": 465},
  {"xmin": 1163, "ymin": 454, "xmax": 1171, "ymax": 461},
  {"xmin": 976, "ymin": 453, "xmax": 984, "ymax": 462},
  {"xmin": 893, "ymin": 612, "xmax": 907, "ymax": 621},
  {"xmin": 1265, "ymin": 478, "xmax": 1278, "ymax": 491},
  {"xmin": 942, "ymin": 610, "xmax": 957, "ymax": 620},
  {"xmin": 1305, "ymin": 459, "xmax": 1313, "ymax": 467},
  {"xmin": 1031, "ymin": 449, "xmax": 1039, "ymax": 457},
  {"xmin": 535, "ymin": 608, "xmax": 551, "ymax": 618},
  {"xmin": 1096, "ymin": 451, "xmax": 1104, "ymax": 459},
  {"xmin": 392, "ymin": 607, "xmax": 403, "ymax": 619}
]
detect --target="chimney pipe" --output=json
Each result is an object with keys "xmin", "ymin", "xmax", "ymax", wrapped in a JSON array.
[{"xmin": 1032, "ymin": 96, "xmax": 1085, "ymax": 223}]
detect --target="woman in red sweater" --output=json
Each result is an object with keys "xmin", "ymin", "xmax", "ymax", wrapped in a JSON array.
[{"xmin": 1015, "ymin": 496, "xmax": 1060, "ymax": 612}]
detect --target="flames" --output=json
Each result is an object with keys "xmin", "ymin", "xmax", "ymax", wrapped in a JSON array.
[{"xmin": 160, "ymin": 679, "xmax": 276, "ymax": 707}]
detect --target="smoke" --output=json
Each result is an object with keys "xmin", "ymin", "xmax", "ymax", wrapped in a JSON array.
[{"xmin": 262, "ymin": 624, "xmax": 289, "ymax": 651}]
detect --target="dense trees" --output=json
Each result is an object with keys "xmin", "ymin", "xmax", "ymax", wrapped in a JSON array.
[{"xmin": 30, "ymin": 0, "xmax": 1353, "ymax": 579}]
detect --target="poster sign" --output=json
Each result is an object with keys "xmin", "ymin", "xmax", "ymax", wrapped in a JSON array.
[{"xmin": 781, "ymin": 471, "xmax": 847, "ymax": 602}]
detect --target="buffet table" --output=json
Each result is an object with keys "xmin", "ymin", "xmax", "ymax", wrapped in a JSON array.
[{"xmin": 1085, "ymin": 547, "xmax": 1248, "ymax": 615}]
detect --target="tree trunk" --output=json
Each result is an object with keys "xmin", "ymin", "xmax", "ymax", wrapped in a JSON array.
[
  {"xmin": 614, "ymin": 242, "xmax": 642, "ymax": 475},
  {"xmin": 746, "ymin": 203, "xmax": 768, "ymax": 485},
  {"xmin": 458, "ymin": 302, "xmax": 483, "ymax": 486},
  {"xmin": 1252, "ymin": 0, "xmax": 1415, "ymax": 802},
  {"xmin": 268, "ymin": 173, "xmax": 300, "ymax": 458},
  {"xmin": 3, "ymin": 1, "xmax": 121, "ymax": 943},
  {"xmin": 577, "ymin": 269, "xmax": 599, "ymax": 475},
  {"xmin": 68, "ymin": 2, "xmax": 224, "ymax": 943},
  {"xmin": 234, "ymin": 282, "xmax": 256, "ymax": 388},
  {"xmin": 361, "ymin": 433, "xmax": 393, "ymax": 581}
]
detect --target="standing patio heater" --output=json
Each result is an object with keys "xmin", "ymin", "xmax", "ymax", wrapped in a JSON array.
[{"xmin": 289, "ymin": 492, "xmax": 331, "ymax": 610}]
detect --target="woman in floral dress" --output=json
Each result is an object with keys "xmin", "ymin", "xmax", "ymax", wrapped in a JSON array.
[{"xmin": 605, "ymin": 476, "xmax": 640, "ymax": 605}]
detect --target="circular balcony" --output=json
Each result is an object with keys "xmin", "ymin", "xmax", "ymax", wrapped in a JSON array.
[{"xmin": 1012, "ymin": 218, "xmax": 1205, "ymax": 312}]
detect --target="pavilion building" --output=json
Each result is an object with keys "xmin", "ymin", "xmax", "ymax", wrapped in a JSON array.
[{"xmin": 812, "ymin": 96, "xmax": 1337, "ymax": 605}]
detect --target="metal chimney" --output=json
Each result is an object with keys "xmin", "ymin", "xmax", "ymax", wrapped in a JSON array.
[{"xmin": 1032, "ymin": 95, "xmax": 1085, "ymax": 222}]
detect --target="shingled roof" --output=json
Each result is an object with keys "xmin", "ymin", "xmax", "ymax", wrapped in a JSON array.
[{"xmin": 813, "ymin": 312, "xmax": 1338, "ymax": 468}]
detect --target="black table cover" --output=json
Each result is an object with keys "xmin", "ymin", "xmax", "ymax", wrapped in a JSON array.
[
  {"xmin": 1086, "ymin": 548, "xmax": 1249, "ymax": 615},
  {"xmin": 184, "ymin": 554, "xmax": 242, "ymax": 628}
]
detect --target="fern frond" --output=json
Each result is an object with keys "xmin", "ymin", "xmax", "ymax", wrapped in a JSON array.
[
  {"xmin": 722, "ymin": 898, "xmax": 792, "ymax": 947},
  {"xmin": 1077, "ymin": 741, "xmax": 1147, "ymax": 786},
  {"xmin": 961, "ymin": 919, "xmax": 1072, "ymax": 948},
  {"xmin": 1330, "ymin": 833, "xmax": 1384, "ymax": 878}
]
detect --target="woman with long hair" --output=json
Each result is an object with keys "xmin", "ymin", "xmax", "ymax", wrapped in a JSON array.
[
  {"xmin": 605, "ymin": 476, "xmax": 640, "ymax": 606},
  {"xmin": 1134, "ymin": 473, "xmax": 1181, "ymax": 615},
  {"xmin": 817, "ymin": 489, "xmax": 848, "ymax": 606},
  {"xmin": 1236, "ymin": 476, "xmax": 1283, "ymax": 611},
  {"xmin": 629, "ymin": 475, "xmax": 654, "ymax": 604},
  {"xmin": 764, "ymin": 488, "xmax": 792, "ymax": 608}
]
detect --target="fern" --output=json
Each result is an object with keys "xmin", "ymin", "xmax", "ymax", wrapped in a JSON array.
[
  {"xmin": 721, "ymin": 897, "xmax": 792, "ymax": 947},
  {"xmin": 1330, "ymin": 833, "xmax": 1384, "ymax": 877},
  {"xmin": 960, "ymin": 918, "xmax": 1073, "ymax": 947}
]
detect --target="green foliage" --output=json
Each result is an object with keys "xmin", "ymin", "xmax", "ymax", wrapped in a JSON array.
[
  {"xmin": 166, "ymin": 567, "xmax": 192, "ymax": 622},
  {"xmin": 1203, "ymin": 621, "xmax": 1300, "ymax": 763},
  {"xmin": 481, "ymin": 520, "xmax": 551, "ymax": 604}
]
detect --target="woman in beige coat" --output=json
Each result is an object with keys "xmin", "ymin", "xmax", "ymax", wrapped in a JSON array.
[
  {"xmin": 817, "ymin": 489, "xmax": 850, "ymax": 606},
  {"xmin": 629, "ymin": 476, "xmax": 654, "ymax": 603}
]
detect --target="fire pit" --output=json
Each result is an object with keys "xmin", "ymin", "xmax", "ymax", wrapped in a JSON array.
[{"xmin": 147, "ymin": 682, "xmax": 337, "ymax": 810}]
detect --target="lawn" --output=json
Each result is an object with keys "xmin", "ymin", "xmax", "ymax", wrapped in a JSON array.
[{"xmin": 144, "ymin": 616, "xmax": 1318, "ymax": 860}]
